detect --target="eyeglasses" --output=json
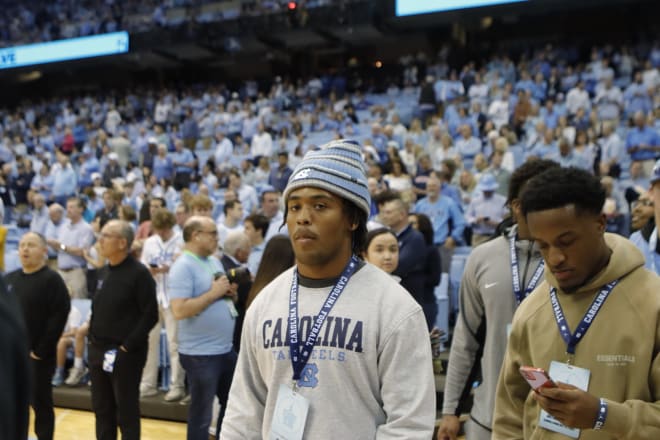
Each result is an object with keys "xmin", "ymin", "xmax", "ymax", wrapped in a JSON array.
[
  {"xmin": 100, "ymin": 232, "xmax": 122, "ymax": 240},
  {"xmin": 632, "ymin": 199, "xmax": 654, "ymax": 208},
  {"xmin": 197, "ymin": 229, "xmax": 218, "ymax": 237}
]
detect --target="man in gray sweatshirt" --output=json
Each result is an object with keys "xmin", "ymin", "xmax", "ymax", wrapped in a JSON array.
[
  {"xmin": 438, "ymin": 159, "xmax": 560, "ymax": 440},
  {"xmin": 221, "ymin": 139, "xmax": 435, "ymax": 439}
]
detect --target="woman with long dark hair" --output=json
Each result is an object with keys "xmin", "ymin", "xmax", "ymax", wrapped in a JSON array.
[
  {"xmin": 409, "ymin": 212, "xmax": 442, "ymax": 329},
  {"xmin": 245, "ymin": 235, "xmax": 295, "ymax": 309}
]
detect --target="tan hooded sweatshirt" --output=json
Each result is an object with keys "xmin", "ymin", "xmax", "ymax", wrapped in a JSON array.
[{"xmin": 493, "ymin": 233, "xmax": 660, "ymax": 439}]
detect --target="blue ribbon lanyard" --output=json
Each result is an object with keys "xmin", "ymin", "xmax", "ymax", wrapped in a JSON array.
[
  {"xmin": 288, "ymin": 255, "xmax": 359, "ymax": 384},
  {"xmin": 549, "ymin": 279, "xmax": 618, "ymax": 356},
  {"xmin": 510, "ymin": 235, "xmax": 544, "ymax": 305}
]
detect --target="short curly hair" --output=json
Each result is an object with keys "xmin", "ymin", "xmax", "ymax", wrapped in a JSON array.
[{"xmin": 520, "ymin": 167, "xmax": 605, "ymax": 217}]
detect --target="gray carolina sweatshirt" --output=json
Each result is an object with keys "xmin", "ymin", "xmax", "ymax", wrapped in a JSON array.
[
  {"xmin": 441, "ymin": 225, "xmax": 543, "ymax": 430},
  {"xmin": 220, "ymin": 262, "xmax": 436, "ymax": 439}
]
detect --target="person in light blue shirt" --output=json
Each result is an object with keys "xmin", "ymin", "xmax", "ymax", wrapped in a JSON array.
[
  {"xmin": 51, "ymin": 153, "xmax": 77, "ymax": 207},
  {"xmin": 540, "ymin": 99, "xmax": 562, "ymax": 129},
  {"xmin": 30, "ymin": 164, "xmax": 54, "ymax": 203},
  {"xmin": 455, "ymin": 124, "xmax": 482, "ymax": 170},
  {"xmin": 414, "ymin": 174, "xmax": 465, "ymax": 273},
  {"xmin": 76, "ymin": 148, "xmax": 100, "ymax": 189},
  {"xmin": 527, "ymin": 128, "xmax": 557, "ymax": 159},
  {"xmin": 550, "ymin": 137, "xmax": 590, "ymax": 170},
  {"xmin": 169, "ymin": 216, "xmax": 238, "ymax": 440},
  {"xmin": 152, "ymin": 144, "xmax": 174, "ymax": 181},
  {"xmin": 626, "ymin": 111, "xmax": 660, "ymax": 164},
  {"xmin": 44, "ymin": 204, "xmax": 65, "ymax": 264},
  {"xmin": 624, "ymin": 73, "xmax": 653, "ymax": 117},
  {"xmin": 466, "ymin": 173, "xmax": 508, "ymax": 246},
  {"xmin": 170, "ymin": 139, "xmax": 195, "ymax": 191},
  {"xmin": 29, "ymin": 193, "xmax": 49, "ymax": 236},
  {"xmin": 244, "ymin": 213, "xmax": 269, "ymax": 276}
]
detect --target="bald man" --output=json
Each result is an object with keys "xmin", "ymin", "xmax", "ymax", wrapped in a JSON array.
[{"xmin": 5, "ymin": 232, "xmax": 70, "ymax": 440}]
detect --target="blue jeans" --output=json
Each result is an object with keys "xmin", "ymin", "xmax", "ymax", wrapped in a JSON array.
[{"xmin": 179, "ymin": 351, "xmax": 237, "ymax": 440}]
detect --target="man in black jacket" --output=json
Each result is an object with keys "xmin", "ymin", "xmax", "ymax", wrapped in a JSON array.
[
  {"xmin": 89, "ymin": 220, "xmax": 158, "ymax": 440},
  {"xmin": 5, "ymin": 232, "xmax": 70, "ymax": 440},
  {"xmin": 0, "ymin": 275, "xmax": 30, "ymax": 440},
  {"xmin": 220, "ymin": 231, "xmax": 252, "ymax": 350},
  {"xmin": 379, "ymin": 196, "xmax": 433, "ymax": 328}
]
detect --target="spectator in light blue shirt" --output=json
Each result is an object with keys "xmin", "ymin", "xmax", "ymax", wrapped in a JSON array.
[
  {"xmin": 624, "ymin": 73, "xmax": 653, "ymax": 116},
  {"xmin": 76, "ymin": 147, "xmax": 99, "ymax": 189},
  {"xmin": 29, "ymin": 193, "xmax": 49, "ymax": 236},
  {"xmin": 527, "ymin": 128, "xmax": 557, "ymax": 159},
  {"xmin": 244, "ymin": 213, "xmax": 269, "ymax": 276},
  {"xmin": 44, "ymin": 203, "xmax": 65, "ymax": 264},
  {"xmin": 170, "ymin": 139, "xmax": 195, "ymax": 191},
  {"xmin": 550, "ymin": 137, "xmax": 590, "ymax": 170},
  {"xmin": 540, "ymin": 99, "xmax": 562, "ymax": 129},
  {"xmin": 268, "ymin": 152, "xmax": 293, "ymax": 193},
  {"xmin": 51, "ymin": 153, "xmax": 77, "ymax": 206},
  {"xmin": 626, "ymin": 111, "xmax": 660, "ymax": 164},
  {"xmin": 153, "ymin": 144, "xmax": 174, "ymax": 181},
  {"xmin": 168, "ymin": 216, "xmax": 237, "ymax": 440},
  {"xmin": 466, "ymin": 173, "xmax": 508, "ymax": 246},
  {"xmin": 414, "ymin": 174, "xmax": 465, "ymax": 273},
  {"xmin": 455, "ymin": 124, "xmax": 482, "ymax": 170}
]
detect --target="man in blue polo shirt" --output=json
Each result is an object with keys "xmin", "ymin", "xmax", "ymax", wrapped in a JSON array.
[
  {"xmin": 170, "ymin": 138, "xmax": 196, "ymax": 191},
  {"xmin": 414, "ymin": 174, "xmax": 465, "ymax": 273},
  {"xmin": 169, "ymin": 216, "xmax": 238, "ymax": 440},
  {"xmin": 627, "ymin": 111, "xmax": 660, "ymax": 175},
  {"xmin": 46, "ymin": 197, "xmax": 94, "ymax": 298}
]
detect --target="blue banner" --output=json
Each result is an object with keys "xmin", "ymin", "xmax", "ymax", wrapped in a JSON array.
[{"xmin": 0, "ymin": 31, "xmax": 129, "ymax": 70}]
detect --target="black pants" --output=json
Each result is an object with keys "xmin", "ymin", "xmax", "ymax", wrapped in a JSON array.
[
  {"xmin": 88, "ymin": 344, "xmax": 147, "ymax": 440},
  {"xmin": 31, "ymin": 357, "xmax": 56, "ymax": 440},
  {"xmin": 174, "ymin": 172, "xmax": 191, "ymax": 191}
]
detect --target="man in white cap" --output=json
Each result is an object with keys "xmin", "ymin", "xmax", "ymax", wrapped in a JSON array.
[
  {"xmin": 221, "ymin": 139, "xmax": 435, "ymax": 439},
  {"xmin": 467, "ymin": 173, "xmax": 508, "ymax": 246},
  {"xmin": 102, "ymin": 152, "xmax": 124, "ymax": 188}
]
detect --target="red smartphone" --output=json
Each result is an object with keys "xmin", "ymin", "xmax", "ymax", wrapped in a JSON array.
[{"xmin": 519, "ymin": 366, "xmax": 557, "ymax": 391}]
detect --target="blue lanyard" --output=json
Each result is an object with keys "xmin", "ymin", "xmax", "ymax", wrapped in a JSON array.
[
  {"xmin": 288, "ymin": 255, "xmax": 359, "ymax": 382},
  {"xmin": 549, "ymin": 280, "xmax": 618, "ymax": 355},
  {"xmin": 510, "ymin": 234, "xmax": 544, "ymax": 305}
]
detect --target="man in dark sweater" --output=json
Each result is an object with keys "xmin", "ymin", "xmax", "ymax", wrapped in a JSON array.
[
  {"xmin": 89, "ymin": 220, "xmax": 158, "ymax": 440},
  {"xmin": 5, "ymin": 232, "xmax": 70, "ymax": 440},
  {"xmin": 379, "ymin": 196, "xmax": 434, "ymax": 328},
  {"xmin": 0, "ymin": 276, "xmax": 30, "ymax": 440}
]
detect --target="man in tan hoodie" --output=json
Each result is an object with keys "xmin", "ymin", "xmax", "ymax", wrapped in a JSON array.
[{"xmin": 493, "ymin": 166, "xmax": 660, "ymax": 440}]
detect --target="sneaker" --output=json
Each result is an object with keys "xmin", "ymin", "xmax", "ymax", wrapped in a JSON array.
[
  {"xmin": 179, "ymin": 394, "xmax": 191, "ymax": 405},
  {"xmin": 164, "ymin": 388, "xmax": 185, "ymax": 402},
  {"xmin": 65, "ymin": 367, "xmax": 88, "ymax": 386},
  {"xmin": 140, "ymin": 387, "xmax": 159, "ymax": 398},
  {"xmin": 51, "ymin": 371, "xmax": 64, "ymax": 387}
]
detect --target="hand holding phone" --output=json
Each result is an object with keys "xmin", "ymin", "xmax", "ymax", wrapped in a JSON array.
[{"xmin": 519, "ymin": 366, "xmax": 557, "ymax": 391}]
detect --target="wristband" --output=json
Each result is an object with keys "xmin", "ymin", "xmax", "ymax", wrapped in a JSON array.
[{"xmin": 593, "ymin": 398, "xmax": 607, "ymax": 430}]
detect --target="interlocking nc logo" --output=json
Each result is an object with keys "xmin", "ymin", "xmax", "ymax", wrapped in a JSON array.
[
  {"xmin": 293, "ymin": 168, "xmax": 311, "ymax": 180},
  {"xmin": 296, "ymin": 363, "xmax": 318, "ymax": 388}
]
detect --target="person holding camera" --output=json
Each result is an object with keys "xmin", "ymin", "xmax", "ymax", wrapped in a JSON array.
[
  {"xmin": 466, "ymin": 173, "xmax": 508, "ymax": 246},
  {"xmin": 220, "ymin": 231, "xmax": 252, "ymax": 351},
  {"xmin": 169, "ymin": 216, "xmax": 239, "ymax": 440},
  {"xmin": 139, "ymin": 208, "xmax": 185, "ymax": 401}
]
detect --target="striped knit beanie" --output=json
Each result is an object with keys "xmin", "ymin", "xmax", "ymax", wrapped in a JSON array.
[{"xmin": 283, "ymin": 139, "xmax": 371, "ymax": 218}]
